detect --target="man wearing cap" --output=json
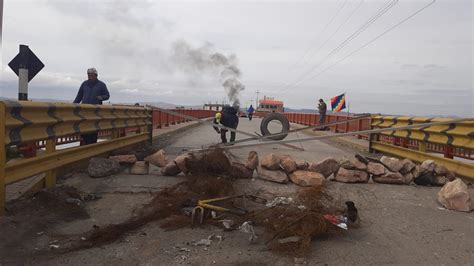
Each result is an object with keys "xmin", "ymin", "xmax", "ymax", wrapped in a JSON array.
[{"xmin": 74, "ymin": 68, "xmax": 110, "ymax": 145}]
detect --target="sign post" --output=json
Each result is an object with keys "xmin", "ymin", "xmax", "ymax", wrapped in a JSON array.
[{"xmin": 8, "ymin": 44, "xmax": 44, "ymax": 101}]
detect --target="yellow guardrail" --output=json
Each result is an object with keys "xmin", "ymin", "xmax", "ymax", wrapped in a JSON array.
[
  {"xmin": 0, "ymin": 100, "xmax": 152, "ymax": 215},
  {"xmin": 370, "ymin": 115, "xmax": 474, "ymax": 180}
]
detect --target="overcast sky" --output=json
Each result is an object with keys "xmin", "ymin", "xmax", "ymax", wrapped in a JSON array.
[{"xmin": 1, "ymin": 0, "xmax": 472, "ymax": 116}]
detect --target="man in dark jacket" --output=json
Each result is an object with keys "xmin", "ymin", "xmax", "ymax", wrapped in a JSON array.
[
  {"xmin": 219, "ymin": 105, "xmax": 239, "ymax": 144},
  {"xmin": 74, "ymin": 68, "xmax": 110, "ymax": 145},
  {"xmin": 318, "ymin": 98, "xmax": 327, "ymax": 130},
  {"xmin": 247, "ymin": 105, "xmax": 254, "ymax": 121}
]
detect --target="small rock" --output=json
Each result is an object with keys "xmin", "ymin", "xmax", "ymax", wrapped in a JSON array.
[
  {"xmin": 80, "ymin": 237, "xmax": 86, "ymax": 241},
  {"xmin": 65, "ymin": 198, "xmax": 81, "ymax": 204},
  {"xmin": 438, "ymin": 179, "xmax": 472, "ymax": 212},
  {"xmin": 174, "ymin": 153, "xmax": 193, "ymax": 174},
  {"xmin": 340, "ymin": 159, "xmax": 367, "ymax": 171},
  {"xmin": 161, "ymin": 161, "xmax": 181, "ymax": 176},
  {"xmin": 280, "ymin": 155, "xmax": 298, "ymax": 174},
  {"xmin": 367, "ymin": 162, "xmax": 386, "ymax": 176},
  {"xmin": 400, "ymin": 159, "xmax": 416, "ymax": 175},
  {"xmin": 49, "ymin": 244, "xmax": 60, "ymax": 249},
  {"xmin": 277, "ymin": 236, "xmax": 301, "ymax": 244},
  {"xmin": 144, "ymin": 150, "xmax": 168, "ymax": 167},
  {"xmin": 88, "ymin": 158, "xmax": 120, "ymax": 178},
  {"xmin": 193, "ymin": 239, "xmax": 211, "ymax": 246},
  {"xmin": 109, "ymin": 154, "xmax": 137, "ymax": 164},
  {"xmin": 308, "ymin": 158, "xmax": 340, "ymax": 178},
  {"xmin": 130, "ymin": 161, "xmax": 149, "ymax": 175},
  {"xmin": 245, "ymin": 151, "xmax": 259, "ymax": 170},
  {"xmin": 295, "ymin": 160, "xmax": 309, "ymax": 170},
  {"xmin": 380, "ymin": 156, "xmax": 403, "ymax": 172},
  {"xmin": 290, "ymin": 170, "xmax": 325, "ymax": 187},
  {"xmin": 230, "ymin": 162, "xmax": 254, "ymax": 178},
  {"xmin": 257, "ymin": 166, "xmax": 288, "ymax": 183},
  {"xmin": 420, "ymin": 160, "xmax": 436, "ymax": 173},
  {"xmin": 334, "ymin": 168, "xmax": 369, "ymax": 183},
  {"xmin": 373, "ymin": 171, "xmax": 407, "ymax": 185},
  {"xmin": 432, "ymin": 175, "xmax": 449, "ymax": 186},
  {"xmin": 434, "ymin": 164, "xmax": 448, "ymax": 176},
  {"xmin": 260, "ymin": 154, "xmax": 281, "ymax": 170}
]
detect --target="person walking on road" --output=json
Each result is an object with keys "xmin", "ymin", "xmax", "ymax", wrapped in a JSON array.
[
  {"xmin": 73, "ymin": 68, "xmax": 110, "ymax": 145},
  {"xmin": 247, "ymin": 104, "xmax": 254, "ymax": 121},
  {"xmin": 218, "ymin": 105, "xmax": 239, "ymax": 144}
]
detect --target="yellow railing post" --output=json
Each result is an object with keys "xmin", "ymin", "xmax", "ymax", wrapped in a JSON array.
[
  {"xmin": 45, "ymin": 139, "xmax": 56, "ymax": 188},
  {"xmin": 419, "ymin": 142, "xmax": 427, "ymax": 153},
  {"xmin": 0, "ymin": 103, "xmax": 6, "ymax": 215}
]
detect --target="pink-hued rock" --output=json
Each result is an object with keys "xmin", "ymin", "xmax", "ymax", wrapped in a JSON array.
[
  {"xmin": 334, "ymin": 168, "xmax": 369, "ymax": 183},
  {"xmin": 367, "ymin": 162, "xmax": 386, "ymax": 176},
  {"xmin": 174, "ymin": 153, "xmax": 193, "ymax": 174},
  {"xmin": 145, "ymin": 150, "xmax": 168, "ymax": 167},
  {"xmin": 380, "ymin": 156, "xmax": 403, "ymax": 172},
  {"xmin": 109, "ymin": 154, "xmax": 137, "ymax": 164},
  {"xmin": 261, "ymin": 154, "xmax": 281, "ymax": 170},
  {"xmin": 340, "ymin": 159, "xmax": 367, "ymax": 171},
  {"xmin": 400, "ymin": 159, "xmax": 416, "ymax": 175},
  {"xmin": 130, "ymin": 161, "xmax": 149, "ymax": 175},
  {"xmin": 420, "ymin": 160, "xmax": 436, "ymax": 173},
  {"xmin": 372, "ymin": 171, "xmax": 407, "ymax": 185},
  {"xmin": 245, "ymin": 151, "xmax": 259, "ymax": 170},
  {"xmin": 257, "ymin": 166, "xmax": 288, "ymax": 184},
  {"xmin": 290, "ymin": 171, "xmax": 325, "ymax": 187},
  {"xmin": 295, "ymin": 160, "xmax": 309, "ymax": 170},
  {"xmin": 309, "ymin": 158, "xmax": 340, "ymax": 178},
  {"xmin": 280, "ymin": 156, "xmax": 298, "ymax": 174},
  {"xmin": 438, "ymin": 179, "xmax": 472, "ymax": 212},
  {"xmin": 161, "ymin": 161, "xmax": 181, "ymax": 176}
]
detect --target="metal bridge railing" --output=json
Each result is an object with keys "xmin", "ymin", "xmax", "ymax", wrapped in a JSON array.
[
  {"xmin": 0, "ymin": 100, "xmax": 153, "ymax": 215},
  {"xmin": 370, "ymin": 116, "xmax": 474, "ymax": 179}
]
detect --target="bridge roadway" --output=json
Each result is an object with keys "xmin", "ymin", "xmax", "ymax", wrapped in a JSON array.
[{"xmin": 2, "ymin": 117, "xmax": 473, "ymax": 265}]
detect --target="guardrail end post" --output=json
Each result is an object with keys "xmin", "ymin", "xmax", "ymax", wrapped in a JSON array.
[{"xmin": 45, "ymin": 139, "xmax": 57, "ymax": 188}]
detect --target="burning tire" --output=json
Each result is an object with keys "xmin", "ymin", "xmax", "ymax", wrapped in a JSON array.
[{"xmin": 260, "ymin": 113, "xmax": 290, "ymax": 140}]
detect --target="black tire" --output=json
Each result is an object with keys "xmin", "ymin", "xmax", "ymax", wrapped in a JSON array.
[{"xmin": 260, "ymin": 113, "xmax": 290, "ymax": 140}]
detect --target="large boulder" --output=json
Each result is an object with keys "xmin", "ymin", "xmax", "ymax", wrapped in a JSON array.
[
  {"xmin": 280, "ymin": 156, "xmax": 298, "ymax": 174},
  {"xmin": 373, "ymin": 171, "xmax": 407, "ymax": 185},
  {"xmin": 257, "ymin": 166, "xmax": 288, "ymax": 184},
  {"xmin": 261, "ymin": 154, "xmax": 281, "ymax": 170},
  {"xmin": 290, "ymin": 171, "xmax": 325, "ymax": 187},
  {"xmin": 245, "ymin": 151, "xmax": 259, "ymax": 170},
  {"xmin": 333, "ymin": 168, "xmax": 369, "ymax": 183},
  {"xmin": 438, "ymin": 179, "xmax": 472, "ymax": 212},
  {"xmin": 295, "ymin": 160, "xmax": 309, "ymax": 170},
  {"xmin": 309, "ymin": 158, "xmax": 340, "ymax": 178},
  {"xmin": 109, "ymin": 154, "xmax": 137, "ymax": 164},
  {"xmin": 414, "ymin": 171, "xmax": 435, "ymax": 186},
  {"xmin": 88, "ymin": 158, "xmax": 120, "ymax": 178},
  {"xmin": 174, "ymin": 153, "xmax": 193, "ymax": 174},
  {"xmin": 230, "ymin": 162, "xmax": 254, "ymax": 178},
  {"xmin": 161, "ymin": 161, "xmax": 181, "ymax": 176},
  {"xmin": 340, "ymin": 159, "xmax": 367, "ymax": 171},
  {"xmin": 145, "ymin": 150, "xmax": 168, "ymax": 167},
  {"xmin": 367, "ymin": 162, "xmax": 386, "ymax": 176},
  {"xmin": 400, "ymin": 159, "xmax": 416, "ymax": 175},
  {"xmin": 412, "ymin": 165, "xmax": 423, "ymax": 179},
  {"xmin": 130, "ymin": 161, "xmax": 150, "ymax": 175},
  {"xmin": 420, "ymin": 160, "xmax": 436, "ymax": 173},
  {"xmin": 380, "ymin": 156, "xmax": 403, "ymax": 172}
]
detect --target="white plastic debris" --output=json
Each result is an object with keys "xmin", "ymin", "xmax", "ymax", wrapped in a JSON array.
[
  {"xmin": 266, "ymin": 197, "xmax": 294, "ymax": 207},
  {"xmin": 239, "ymin": 221, "xmax": 257, "ymax": 242}
]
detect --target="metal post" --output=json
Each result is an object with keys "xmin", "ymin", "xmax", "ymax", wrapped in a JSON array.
[
  {"xmin": 0, "ymin": 103, "xmax": 5, "ymax": 215},
  {"xmin": 45, "ymin": 139, "xmax": 56, "ymax": 188},
  {"xmin": 18, "ymin": 45, "xmax": 29, "ymax": 101}
]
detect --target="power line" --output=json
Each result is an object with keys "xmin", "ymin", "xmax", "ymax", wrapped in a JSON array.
[
  {"xmin": 306, "ymin": 0, "xmax": 437, "ymax": 82},
  {"xmin": 287, "ymin": 0, "xmax": 349, "ymax": 71},
  {"xmin": 278, "ymin": 0, "xmax": 399, "ymax": 94}
]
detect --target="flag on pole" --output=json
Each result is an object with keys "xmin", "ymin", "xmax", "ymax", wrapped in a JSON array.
[{"xmin": 330, "ymin": 93, "xmax": 346, "ymax": 112}]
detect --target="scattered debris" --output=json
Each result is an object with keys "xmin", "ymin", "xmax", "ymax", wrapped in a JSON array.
[
  {"xmin": 65, "ymin": 198, "xmax": 82, "ymax": 204},
  {"xmin": 219, "ymin": 219, "xmax": 235, "ymax": 230},
  {"xmin": 278, "ymin": 236, "xmax": 302, "ymax": 244},
  {"xmin": 193, "ymin": 239, "xmax": 212, "ymax": 246},
  {"xmin": 266, "ymin": 197, "xmax": 294, "ymax": 207},
  {"xmin": 239, "ymin": 221, "xmax": 257, "ymax": 242},
  {"xmin": 49, "ymin": 244, "xmax": 60, "ymax": 249}
]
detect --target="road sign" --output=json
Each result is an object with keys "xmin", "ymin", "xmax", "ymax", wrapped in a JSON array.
[{"xmin": 8, "ymin": 44, "xmax": 44, "ymax": 82}]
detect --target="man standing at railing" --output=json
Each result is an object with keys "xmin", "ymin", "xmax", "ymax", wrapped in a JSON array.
[
  {"xmin": 318, "ymin": 98, "xmax": 327, "ymax": 130},
  {"xmin": 74, "ymin": 68, "xmax": 110, "ymax": 145}
]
